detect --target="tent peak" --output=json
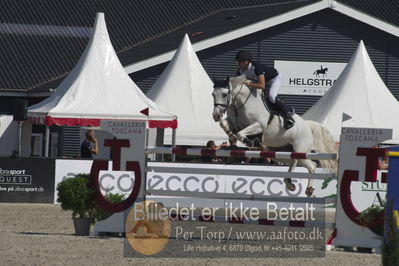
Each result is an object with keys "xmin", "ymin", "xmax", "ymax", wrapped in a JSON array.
[
  {"xmin": 303, "ymin": 40, "xmax": 399, "ymax": 140},
  {"xmin": 183, "ymin": 33, "xmax": 190, "ymax": 41},
  {"xmin": 146, "ymin": 34, "xmax": 223, "ymax": 145},
  {"xmin": 28, "ymin": 12, "xmax": 177, "ymax": 127},
  {"xmin": 177, "ymin": 33, "xmax": 194, "ymax": 53}
]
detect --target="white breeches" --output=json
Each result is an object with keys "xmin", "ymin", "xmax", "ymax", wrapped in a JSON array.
[{"xmin": 266, "ymin": 73, "xmax": 282, "ymax": 103}]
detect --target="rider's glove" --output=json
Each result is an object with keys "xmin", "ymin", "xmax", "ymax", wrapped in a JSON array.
[{"xmin": 242, "ymin": 80, "xmax": 251, "ymax": 86}]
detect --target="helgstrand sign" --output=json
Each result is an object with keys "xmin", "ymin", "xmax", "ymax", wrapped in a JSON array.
[{"xmin": 274, "ymin": 60, "xmax": 346, "ymax": 96}]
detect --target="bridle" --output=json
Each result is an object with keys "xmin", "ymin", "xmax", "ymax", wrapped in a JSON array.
[
  {"xmin": 213, "ymin": 83, "xmax": 232, "ymax": 112},
  {"xmin": 213, "ymin": 82, "xmax": 252, "ymax": 114}
]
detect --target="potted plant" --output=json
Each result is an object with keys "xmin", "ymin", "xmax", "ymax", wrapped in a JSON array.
[
  {"xmin": 57, "ymin": 173, "xmax": 96, "ymax": 236},
  {"xmin": 94, "ymin": 193, "xmax": 125, "ymax": 222},
  {"xmin": 358, "ymin": 201, "xmax": 385, "ymax": 237}
]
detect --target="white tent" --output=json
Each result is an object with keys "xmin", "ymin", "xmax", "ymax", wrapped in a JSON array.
[
  {"xmin": 147, "ymin": 34, "xmax": 226, "ymax": 146},
  {"xmin": 0, "ymin": 115, "xmax": 13, "ymax": 138},
  {"xmin": 303, "ymin": 41, "xmax": 399, "ymax": 140},
  {"xmin": 28, "ymin": 13, "xmax": 176, "ymax": 129},
  {"xmin": 0, "ymin": 115, "xmax": 31, "ymax": 157}
]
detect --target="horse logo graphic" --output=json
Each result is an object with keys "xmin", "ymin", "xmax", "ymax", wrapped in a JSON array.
[
  {"xmin": 125, "ymin": 200, "xmax": 171, "ymax": 255},
  {"xmin": 313, "ymin": 65, "xmax": 328, "ymax": 78}
]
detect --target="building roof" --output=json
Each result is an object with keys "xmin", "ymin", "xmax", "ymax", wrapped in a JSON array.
[
  {"xmin": 337, "ymin": 0, "xmax": 399, "ymax": 27},
  {"xmin": 121, "ymin": 0, "xmax": 320, "ymax": 70},
  {"xmin": 1, "ymin": 0, "xmax": 398, "ymax": 94}
]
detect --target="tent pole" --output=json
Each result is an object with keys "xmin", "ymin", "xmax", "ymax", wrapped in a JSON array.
[
  {"xmin": 171, "ymin": 128, "xmax": 176, "ymax": 162},
  {"xmin": 155, "ymin": 128, "xmax": 164, "ymax": 161},
  {"xmin": 17, "ymin": 121, "xmax": 23, "ymax": 158},
  {"xmin": 44, "ymin": 126, "xmax": 50, "ymax": 157}
]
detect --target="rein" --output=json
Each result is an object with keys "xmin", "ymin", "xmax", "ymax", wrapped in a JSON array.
[
  {"xmin": 213, "ymin": 82, "xmax": 252, "ymax": 116},
  {"xmin": 230, "ymin": 83, "xmax": 252, "ymax": 113}
]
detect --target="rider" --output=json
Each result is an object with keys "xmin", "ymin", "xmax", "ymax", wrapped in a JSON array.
[{"xmin": 235, "ymin": 50, "xmax": 295, "ymax": 130}]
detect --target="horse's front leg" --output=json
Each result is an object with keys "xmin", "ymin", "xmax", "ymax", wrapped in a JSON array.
[
  {"xmin": 299, "ymin": 159, "xmax": 317, "ymax": 197},
  {"xmin": 284, "ymin": 160, "xmax": 298, "ymax": 192},
  {"xmin": 219, "ymin": 118, "xmax": 237, "ymax": 142},
  {"xmin": 236, "ymin": 122, "xmax": 263, "ymax": 147}
]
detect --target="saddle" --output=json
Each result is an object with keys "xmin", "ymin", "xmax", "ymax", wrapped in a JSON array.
[{"xmin": 262, "ymin": 91, "xmax": 295, "ymax": 126}]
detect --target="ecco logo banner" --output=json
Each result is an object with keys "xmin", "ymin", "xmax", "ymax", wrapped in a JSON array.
[{"xmin": 146, "ymin": 173, "xmax": 306, "ymax": 196}]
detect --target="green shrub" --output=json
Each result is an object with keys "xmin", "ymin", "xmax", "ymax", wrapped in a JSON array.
[
  {"xmin": 94, "ymin": 193, "xmax": 125, "ymax": 222},
  {"xmin": 57, "ymin": 173, "xmax": 126, "ymax": 224},
  {"xmin": 57, "ymin": 173, "xmax": 96, "ymax": 220},
  {"xmin": 358, "ymin": 203, "xmax": 385, "ymax": 225},
  {"xmin": 357, "ymin": 201, "xmax": 385, "ymax": 237}
]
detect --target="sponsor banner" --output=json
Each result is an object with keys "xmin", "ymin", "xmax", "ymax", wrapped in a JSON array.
[
  {"xmin": 147, "ymin": 162, "xmax": 386, "ymax": 212},
  {"xmin": 274, "ymin": 60, "xmax": 346, "ymax": 96},
  {"xmin": 54, "ymin": 159, "xmax": 93, "ymax": 204},
  {"xmin": 355, "ymin": 170, "xmax": 386, "ymax": 211},
  {"xmin": 146, "ymin": 163, "xmax": 337, "ymax": 210},
  {"xmin": 334, "ymin": 127, "xmax": 392, "ymax": 249},
  {"xmin": 54, "ymin": 159, "xmax": 135, "ymax": 204},
  {"xmin": 0, "ymin": 158, "xmax": 55, "ymax": 203},
  {"xmin": 54, "ymin": 159, "xmax": 385, "ymax": 210}
]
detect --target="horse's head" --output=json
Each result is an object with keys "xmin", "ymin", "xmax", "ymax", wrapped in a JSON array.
[{"xmin": 212, "ymin": 77, "xmax": 231, "ymax": 122}]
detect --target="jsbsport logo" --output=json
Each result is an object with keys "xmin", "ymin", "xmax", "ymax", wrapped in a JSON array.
[
  {"xmin": 147, "ymin": 174, "xmax": 305, "ymax": 196},
  {"xmin": 0, "ymin": 168, "xmax": 27, "ymax": 175},
  {"xmin": 0, "ymin": 175, "xmax": 32, "ymax": 185},
  {"xmin": 0, "ymin": 168, "xmax": 31, "ymax": 185}
]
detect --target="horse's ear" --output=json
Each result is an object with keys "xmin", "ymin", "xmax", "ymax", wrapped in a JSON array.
[
  {"xmin": 225, "ymin": 76, "xmax": 230, "ymax": 85},
  {"xmin": 212, "ymin": 76, "xmax": 217, "ymax": 84}
]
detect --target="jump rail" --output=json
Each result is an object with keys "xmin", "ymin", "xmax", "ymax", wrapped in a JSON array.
[
  {"xmin": 170, "ymin": 214, "xmax": 335, "ymax": 229},
  {"xmin": 148, "ymin": 147, "xmax": 337, "ymax": 160},
  {"xmin": 147, "ymin": 189, "xmax": 336, "ymax": 204}
]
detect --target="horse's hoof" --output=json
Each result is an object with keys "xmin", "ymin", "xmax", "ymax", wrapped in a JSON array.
[
  {"xmin": 284, "ymin": 178, "xmax": 296, "ymax": 191},
  {"xmin": 242, "ymin": 137, "xmax": 253, "ymax": 147},
  {"xmin": 229, "ymin": 134, "xmax": 237, "ymax": 143},
  {"xmin": 305, "ymin": 186, "xmax": 315, "ymax": 197}
]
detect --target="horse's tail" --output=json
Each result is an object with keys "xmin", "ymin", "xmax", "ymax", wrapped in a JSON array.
[{"xmin": 307, "ymin": 120, "xmax": 338, "ymax": 171}]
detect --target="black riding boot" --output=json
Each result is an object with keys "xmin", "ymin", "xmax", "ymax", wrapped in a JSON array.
[{"xmin": 274, "ymin": 97, "xmax": 295, "ymax": 130}]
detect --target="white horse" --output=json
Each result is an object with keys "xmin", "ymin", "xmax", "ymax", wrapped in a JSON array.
[{"xmin": 212, "ymin": 76, "xmax": 337, "ymax": 196}]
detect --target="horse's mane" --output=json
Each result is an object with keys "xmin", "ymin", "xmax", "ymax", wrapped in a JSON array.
[
  {"xmin": 213, "ymin": 79, "xmax": 228, "ymax": 88},
  {"xmin": 230, "ymin": 75, "xmax": 246, "ymax": 87}
]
